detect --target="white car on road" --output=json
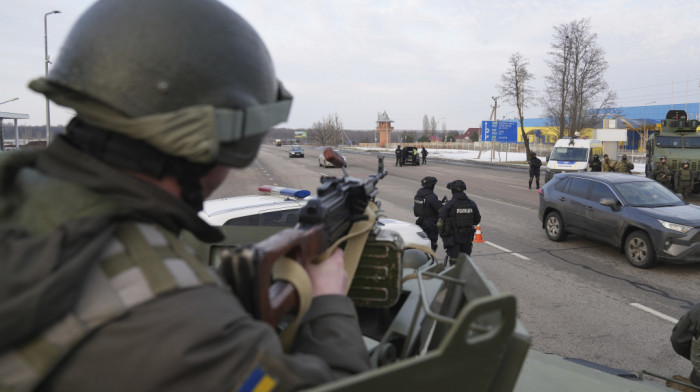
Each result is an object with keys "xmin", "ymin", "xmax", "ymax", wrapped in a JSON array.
[
  {"xmin": 199, "ymin": 185, "xmax": 430, "ymax": 250},
  {"xmin": 318, "ymin": 149, "xmax": 347, "ymax": 168}
]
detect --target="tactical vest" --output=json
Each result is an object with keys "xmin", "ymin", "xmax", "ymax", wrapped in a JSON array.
[
  {"xmin": 680, "ymin": 168, "xmax": 692, "ymax": 182},
  {"xmin": 450, "ymin": 199, "xmax": 474, "ymax": 234},
  {"xmin": 413, "ymin": 195, "xmax": 426, "ymax": 217},
  {"xmin": 0, "ymin": 222, "xmax": 222, "ymax": 392}
]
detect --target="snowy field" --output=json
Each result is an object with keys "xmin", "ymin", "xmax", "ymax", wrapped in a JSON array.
[{"xmin": 353, "ymin": 146, "xmax": 645, "ymax": 174}]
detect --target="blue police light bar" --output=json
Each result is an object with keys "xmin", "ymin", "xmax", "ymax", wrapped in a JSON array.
[{"xmin": 258, "ymin": 185, "xmax": 310, "ymax": 199}]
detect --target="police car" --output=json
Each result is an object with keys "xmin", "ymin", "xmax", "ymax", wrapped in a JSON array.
[{"xmin": 200, "ymin": 185, "xmax": 431, "ymax": 249}]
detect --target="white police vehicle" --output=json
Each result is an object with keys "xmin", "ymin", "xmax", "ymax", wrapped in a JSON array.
[{"xmin": 200, "ymin": 185, "xmax": 431, "ymax": 250}]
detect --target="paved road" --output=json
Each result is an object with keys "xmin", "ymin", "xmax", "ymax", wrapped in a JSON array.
[{"xmin": 211, "ymin": 144, "xmax": 699, "ymax": 381}]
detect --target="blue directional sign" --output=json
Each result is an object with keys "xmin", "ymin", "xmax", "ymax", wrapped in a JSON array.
[{"xmin": 481, "ymin": 121, "xmax": 518, "ymax": 142}]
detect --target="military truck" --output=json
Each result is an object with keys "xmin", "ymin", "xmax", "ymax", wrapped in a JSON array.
[{"xmin": 645, "ymin": 110, "xmax": 700, "ymax": 193}]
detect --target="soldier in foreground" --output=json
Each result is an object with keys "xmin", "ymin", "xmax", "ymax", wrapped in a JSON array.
[
  {"xmin": 669, "ymin": 303, "xmax": 700, "ymax": 391},
  {"xmin": 602, "ymin": 154, "xmax": 616, "ymax": 172},
  {"xmin": 0, "ymin": 0, "xmax": 369, "ymax": 390},
  {"xmin": 614, "ymin": 154, "xmax": 635, "ymax": 174},
  {"xmin": 528, "ymin": 151, "xmax": 542, "ymax": 189},
  {"xmin": 675, "ymin": 160, "xmax": 696, "ymax": 201},
  {"xmin": 653, "ymin": 155, "xmax": 673, "ymax": 190},
  {"xmin": 438, "ymin": 180, "xmax": 481, "ymax": 266},
  {"xmin": 413, "ymin": 176, "xmax": 442, "ymax": 251}
]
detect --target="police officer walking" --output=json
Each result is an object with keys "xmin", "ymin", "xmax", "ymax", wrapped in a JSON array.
[
  {"xmin": 614, "ymin": 154, "xmax": 634, "ymax": 174},
  {"xmin": 0, "ymin": 1, "xmax": 369, "ymax": 390},
  {"xmin": 528, "ymin": 151, "xmax": 542, "ymax": 189},
  {"xmin": 652, "ymin": 155, "xmax": 673, "ymax": 190},
  {"xmin": 421, "ymin": 146, "xmax": 428, "ymax": 165},
  {"xmin": 413, "ymin": 176, "xmax": 442, "ymax": 251},
  {"xmin": 675, "ymin": 160, "xmax": 696, "ymax": 201},
  {"xmin": 438, "ymin": 180, "xmax": 481, "ymax": 266},
  {"xmin": 590, "ymin": 154, "xmax": 602, "ymax": 172},
  {"xmin": 602, "ymin": 154, "xmax": 616, "ymax": 172},
  {"xmin": 395, "ymin": 145, "xmax": 402, "ymax": 166}
]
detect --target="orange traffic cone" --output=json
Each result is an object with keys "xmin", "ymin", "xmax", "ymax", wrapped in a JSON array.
[{"xmin": 473, "ymin": 225, "xmax": 485, "ymax": 243}]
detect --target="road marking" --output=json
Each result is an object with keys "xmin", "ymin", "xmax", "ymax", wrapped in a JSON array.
[
  {"xmin": 428, "ymin": 171, "xmax": 442, "ymax": 175},
  {"xmin": 483, "ymin": 241, "xmax": 530, "ymax": 260},
  {"xmin": 630, "ymin": 303, "xmax": 678, "ymax": 323}
]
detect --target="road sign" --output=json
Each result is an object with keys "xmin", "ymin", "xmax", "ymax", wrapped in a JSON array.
[{"xmin": 481, "ymin": 121, "xmax": 518, "ymax": 142}]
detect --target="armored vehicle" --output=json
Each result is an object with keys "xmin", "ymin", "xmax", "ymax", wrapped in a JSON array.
[{"xmin": 646, "ymin": 110, "xmax": 700, "ymax": 193}]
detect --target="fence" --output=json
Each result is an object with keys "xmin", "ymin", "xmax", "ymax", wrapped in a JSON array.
[{"xmin": 357, "ymin": 141, "xmax": 553, "ymax": 159}]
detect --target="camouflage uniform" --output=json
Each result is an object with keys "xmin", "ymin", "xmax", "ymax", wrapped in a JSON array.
[
  {"xmin": 671, "ymin": 303, "xmax": 700, "ymax": 387},
  {"xmin": 675, "ymin": 163, "xmax": 696, "ymax": 201},
  {"xmin": 602, "ymin": 157, "xmax": 617, "ymax": 172},
  {"xmin": 613, "ymin": 155, "xmax": 634, "ymax": 174},
  {"xmin": 652, "ymin": 159, "xmax": 673, "ymax": 189}
]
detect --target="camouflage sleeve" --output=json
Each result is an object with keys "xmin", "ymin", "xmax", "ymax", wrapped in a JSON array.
[
  {"xmin": 671, "ymin": 304, "xmax": 700, "ymax": 359},
  {"xmin": 47, "ymin": 286, "xmax": 369, "ymax": 391}
]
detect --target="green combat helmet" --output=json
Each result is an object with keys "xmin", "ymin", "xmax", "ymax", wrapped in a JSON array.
[{"xmin": 30, "ymin": 0, "xmax": 292, "ymax": 169}]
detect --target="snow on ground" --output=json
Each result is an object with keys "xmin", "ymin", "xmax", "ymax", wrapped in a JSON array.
[
  {"xmin": 356, "ymin": 146, "xmax": 539, "ymax": 165},
  {"xmin": 353, "ymin": 146, "xmax": 645, "ymax": 174}
]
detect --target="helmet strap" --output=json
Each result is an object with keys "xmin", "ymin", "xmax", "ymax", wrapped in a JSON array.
[{"xmin": 65, "ymin": 118, "xmax": 214, "ymax": 210}]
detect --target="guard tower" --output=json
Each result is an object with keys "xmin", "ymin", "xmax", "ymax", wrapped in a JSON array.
[{"xmin": 376, "ymin": 111, "xmax": 394, "ymax": 147}]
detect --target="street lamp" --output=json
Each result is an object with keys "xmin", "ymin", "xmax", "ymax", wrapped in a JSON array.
[
  {"xmin": 0, "ymin": 97, "xmax": 19, "ymax": 106},
  {"xmin": 643, "ymin": 101, "xmax": 656, "ymax": 151},
  {"xmin": 44, "ymin": 10, "xmax": 60, "ymax": 145}
]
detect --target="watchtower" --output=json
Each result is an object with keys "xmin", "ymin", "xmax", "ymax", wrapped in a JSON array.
[{"xmin": 376, "ymin": 111, "xmax": 394, "ymax": 147}]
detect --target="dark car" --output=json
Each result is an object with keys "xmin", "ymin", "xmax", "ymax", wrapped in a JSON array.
[
  {"xmin": 288, "ymin": 145, "xmax": 304, "ymax": 158},
  {"xmin": 403, "ymin": 147, "xmax": 421, "ymax": 166},
  {"xmin": 538, "ymin": 172, "xmax": 700, "ymax": 268}
]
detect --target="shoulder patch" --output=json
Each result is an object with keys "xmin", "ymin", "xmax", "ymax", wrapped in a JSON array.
[{"xmin": 238, "ymin": 366, "xmax": 278, "ymax": 392}]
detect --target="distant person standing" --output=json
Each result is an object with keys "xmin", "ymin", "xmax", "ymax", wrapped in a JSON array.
[
  {"xmin": 528, "ymin": 152, "xmax": 542, "ymax": 189},
  {"xmin": 652, "ymin": 156, "xmax": 673, "ymax": 190},
  {"xmin": 395, "ymin": 145, "xmax": 402, "ymax": 167},
  {"xmin": 614, "ymin": 154, "xmax": 634, "ymax": 174},
  {"xmin": 590, "ymin": 154, "xmax": 602, "ymax": 172},
  {"xmin": 438, "ymin": 180, "xmax": 481, "ymax": 266},
  {"xmin": 675, "ymin": 160, "xmax": 696, "ymax": 201},
  {"xmin": 602, "ymin": 154, "xmax": 616, "ymax": 172},
  {"xmin": 421, "ymin": 147, "xmax": 428, "ymax": 165},
  {"xmin": 413, "ymin": 176, "xmax": 442, "ymax": 251}
]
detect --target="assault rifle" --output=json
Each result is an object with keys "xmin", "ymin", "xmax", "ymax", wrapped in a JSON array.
[{"xmin": 220, "ymin": 148, "xmax": 388, "ymax": 326}]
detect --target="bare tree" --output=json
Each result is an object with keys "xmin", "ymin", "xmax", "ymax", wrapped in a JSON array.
[
  {"xmin": 542, "ymin": 18, "xmax": 616, "ymax": 139},
  {"xmin": 498, "ymin": 52, "xmax": 535, "ymax": 157},
  {"xmin": 422, "ymin": 114, "xmax": 430, "ymax": 137},
  {"xmin": 430, "ymin": 116, "xmax": 437, "ymax": 134},
  {"xmin": 309, "ymin": 113, "xmax": 343, "ymax": 146}
]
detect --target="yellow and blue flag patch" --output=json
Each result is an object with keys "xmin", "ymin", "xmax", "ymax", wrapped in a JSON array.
[{"xmin": 238, "ymin": 366, "xmax": 278, "ymax": 392}]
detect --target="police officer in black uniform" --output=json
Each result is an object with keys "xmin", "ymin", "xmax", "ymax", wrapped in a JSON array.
[
  {"xmin": 395, "ymin": 145, "xmax": 402, "ymax": 166},
  {"xmin": 528, "ymin": 152, "xmax": 542, "ymax": 189},
  {"xmin": 413, "ymin": 176, "xmax": 442, "ymax": 251},
  {"xmin": 590, "ymin": 154, "xmax": 602, "ymax": 172},
  {"xmin": 438, "ymin": 180, "xmax": 481, "ymax": 265}
]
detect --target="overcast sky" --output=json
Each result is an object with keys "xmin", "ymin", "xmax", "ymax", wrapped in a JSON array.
[{"xmin": 2, "ymin": 0, "xmax": 699, "ymax": 131}]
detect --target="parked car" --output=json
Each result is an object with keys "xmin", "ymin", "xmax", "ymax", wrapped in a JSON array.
[
  {"xmin": 538, "ymin": 172, "xmax": 700, "ymax": 268},
  {"xmin": 288, "ymin": 145, "xmax": 304, "ymax": 158},
  {"xmin": 402, "ymin": 147, "xmax": 421, "ymax": 166},
  {"xmin": 319, "ymin": 149, "xmax": 347, "ymax": 168}
]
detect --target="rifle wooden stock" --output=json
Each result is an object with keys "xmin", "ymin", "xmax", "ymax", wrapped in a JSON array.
[{"xmin": 249, "ymin": 223, "xmax": 326, "ymax": 325}]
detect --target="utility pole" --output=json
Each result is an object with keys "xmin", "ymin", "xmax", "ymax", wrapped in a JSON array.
[{"xmin": 478, "ymin": 96, "xmax": 499, "ymax": 159}]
